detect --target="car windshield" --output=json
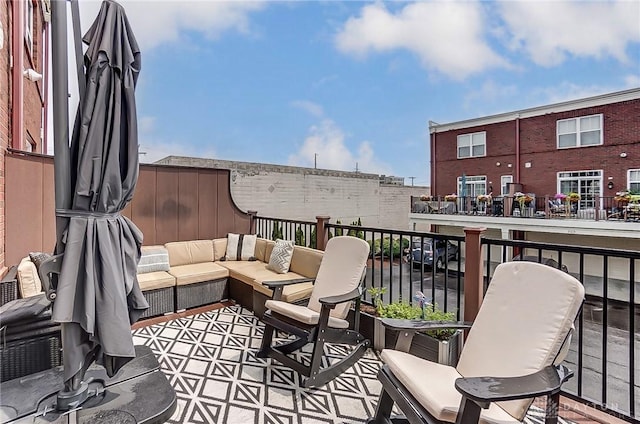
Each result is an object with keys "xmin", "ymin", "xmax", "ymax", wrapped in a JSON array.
[{"xmin": 412, "ymin": 239, "xmax": 433, "ymax": 251}]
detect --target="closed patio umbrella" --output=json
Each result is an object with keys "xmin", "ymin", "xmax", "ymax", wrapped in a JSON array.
[{"xmin": 52, "ymin": 0, "xmax": 148, "ymax": 397}]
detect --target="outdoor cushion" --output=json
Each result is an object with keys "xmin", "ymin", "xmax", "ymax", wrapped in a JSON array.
[
  {"xmin": 168, "ymin": 262, "xmax": 228, "ymax": 286},
  {"xmin": 455, "ymin": 261, "xmax": 585, "ymax": 420},
  {"xmin": 17, "ymin": 256, "xmax": 43, "ymax": 298},
  {"xmin": 253, "ymin": 238, "xmax": 274, "ymax": 262},
  {"xmin": 265, "ymin": 300, "xmax": 349, "ymax": 329},
  {"xmin": 266, "ymin": 239, "xmax": 295, "ymax": 274},
  {"xmin": 213, "ymin": 238, "xmax": 227, "ymax": 261},
  {"xmin": 289, "ymin": 245, "xmax": 323, "ymax": 278},
  {"xmin": 137, "ymin": 246, "xmax": 170, "ymax": 274},
  {"xmin": 381, "ymin": 349, "xmax": 518, "ymax": 424},
  {"xmin": 165, "ymin": 240, "xmax": 214, "ymax": 267},
  {"xmin": 224, "ymin": 233, "xmax": 257, "ymax": 261},
  {"xmin": 137, "ymin": 271, "xmax": 176, "ymax": 291}
]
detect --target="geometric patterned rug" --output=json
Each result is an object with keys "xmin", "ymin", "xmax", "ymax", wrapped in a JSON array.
[{"xmin": 132, "ymin": 306, "xmax": 574, "ymax": 424}]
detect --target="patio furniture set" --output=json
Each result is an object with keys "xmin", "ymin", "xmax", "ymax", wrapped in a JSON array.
[{"xmin": 1, "ymin": 234, "xmax": 585, "ymax": 424}]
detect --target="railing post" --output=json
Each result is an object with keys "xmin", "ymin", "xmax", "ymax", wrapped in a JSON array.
[
  {"xmin": 463, "ymin": 227, "xmax": 486, "ymax": 325},
  {"xmin": 544, "ymin": 195, "xmax": 550, "ymax": 218},
  {"xmin": 248, "ymin": 210, "xmax": 258, "ymax": 235},
  {"xmin": 595, "ymin": 197, "xmax": 600, "ymax": 221},
  {"xmin": 316, "ymin": 215, "xmax": 331, "ymax": 251}
]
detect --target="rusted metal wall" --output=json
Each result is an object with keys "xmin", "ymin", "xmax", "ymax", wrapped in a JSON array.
[{"xmin": 5, "ymin": 151, "xmax": 250, "ymax": 265}]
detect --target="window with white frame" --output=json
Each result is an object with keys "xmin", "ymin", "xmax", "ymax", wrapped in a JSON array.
[
  {"xmin": 558, "ymin": 170, "xmax": 602, "ymax": 209},
  {"xmin": 457, "ymin": 132, "xmax": 486, "ymax": 158},
  {"xmin": 457, "ymin": 175, "xmax": 486, "ymax": 198},
  {"xmin": 25, "ymin": 0, "xmax": 34, "ymax": 52},
  {"xmin": 628, "ymin": 169, "xmax": 640, "ymax": 193},
  {"xmin": 557, "ymin": 114, "xmax": 603, "ymax": 148},
  {"xmin": 500, "ymin": 175, "xmax": 513, "ymax": 196}
]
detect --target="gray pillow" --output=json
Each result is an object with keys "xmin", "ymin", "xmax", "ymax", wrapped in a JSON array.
[
  {"xmin": 137, "ymin": 247, "xmax": 170, "ymax": 274},
  {"xmin": 266, "ymin": 239, "xmax": 295, "ymax": 274}
]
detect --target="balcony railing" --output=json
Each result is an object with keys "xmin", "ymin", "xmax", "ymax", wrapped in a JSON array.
[
  {"xmin": 411, "ymin": 195, "xmax": 640, "ymax": 222},
  {"xmin": 251, "ymin": 214, "xmax": 639, "ymax": 422}
]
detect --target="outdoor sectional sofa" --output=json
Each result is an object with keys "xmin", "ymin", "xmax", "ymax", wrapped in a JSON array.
[{"xmin": 136, "ymin": 236, "xmax": 324, "ymax": 319}]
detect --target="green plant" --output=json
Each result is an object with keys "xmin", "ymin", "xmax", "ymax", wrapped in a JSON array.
[
  {"xmin": 335, "ymin": 220, "xmax": 344, "ymax": 236},
  {"xmin": 271, "ymin": 221, "xmax": 283, "ymax": 240},
  {"xmin": 347, "ymin": 217, "xmax": 364, "ymax": 239},
  {"xmin": 295, "ymin": 226, "xmax": 305, "ymax": 246},
  {"xmin": 368, "ymin": 237, "xmax": 410, "ymax": 257},
  {"xmin": 369, "ymin": 289, "xmax": 457, "ymax": 341}
]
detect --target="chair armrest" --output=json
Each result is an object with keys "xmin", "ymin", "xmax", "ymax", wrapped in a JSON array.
[
  {"xmin": 319, "ymin": 287, "xmax": 361, "ymax": 306},
  {"xmin": 1, "ymin": 266, "xmax": 19, "ymax": 306},
  {"xmin": 455, "ymin": 365, "xmax": 573, "ymax": 406},
  {"xmin": 262, "ymin": 277, "xmax": 315, "ymax": 288},
  {"xmin": 381, "ymin": 318, "xmax": 472, "ymax": 332}
]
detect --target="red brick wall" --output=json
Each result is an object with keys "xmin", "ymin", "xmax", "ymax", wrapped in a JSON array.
[
  {"xmin": 433, "ymin": 99, "xmax": 640, "ymax": 197},
  {"xmin": 23, "ymin": 0, "xmax": 45, "ymax": 153}
]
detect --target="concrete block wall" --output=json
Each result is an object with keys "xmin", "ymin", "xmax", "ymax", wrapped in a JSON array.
[{"xmin": 158, "ymin": 156, "xmax": 430, "ymax": 230}]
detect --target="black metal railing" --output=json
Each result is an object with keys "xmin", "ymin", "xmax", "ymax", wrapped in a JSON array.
[
  {"xmin": 411, "ymin": 195, "xmax": 640, "ymax": 222},
  {"xmin": 252, "ymin": 214, "xmax": 638, "ymax": 421},
  {"xmin": 253, "ymin": 216, "xmax": 317, "ymax": 247}
]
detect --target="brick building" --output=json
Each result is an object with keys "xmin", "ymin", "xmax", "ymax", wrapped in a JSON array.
[
  {"xmin": 1, "ymin": 0, "xmax": 49, "ymax": 273},
  {"xmin": 430, "ymin": 88, "xmax": 640, "ymax": 204}
]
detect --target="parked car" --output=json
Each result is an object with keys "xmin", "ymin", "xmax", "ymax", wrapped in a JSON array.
[
  {"xmin": 407, "ymin": 238, "xmax": 459, "ymax": 270},
  {"xmin": 512, "ymin": 254, "xmax": 569, "ymax": 273}
]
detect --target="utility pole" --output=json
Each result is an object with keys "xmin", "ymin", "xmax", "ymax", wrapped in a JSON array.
[
  {"xmin": 409, "ymin": 176, "xmax": 415, "ymax": 186},
  {"xmin": 314, "ymin": 153, "xmax": 317, "ymax": 169},
  {"xmin": 355, "ymin": 162, "xmax": 359, "ymax": 173}
]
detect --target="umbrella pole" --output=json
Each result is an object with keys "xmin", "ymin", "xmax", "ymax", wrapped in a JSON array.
[{"xmin": 51, "ymin": 0, "xmax": 71, "ymax": 252}]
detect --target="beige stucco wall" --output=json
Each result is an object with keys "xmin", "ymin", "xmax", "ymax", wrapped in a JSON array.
[{"xmin": 156, "ymin": 156, "xmax": 430, "ymax": 231}]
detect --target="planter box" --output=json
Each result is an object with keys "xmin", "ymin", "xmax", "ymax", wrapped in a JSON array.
[{"xmin": 349, "ymin": 308, "xmax": 463, "ymax": 366}]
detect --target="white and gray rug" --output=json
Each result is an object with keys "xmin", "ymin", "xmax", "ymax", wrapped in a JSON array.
[{"xmin": 132, "ymin": 306, "xmax": 573, "ymax": 424}]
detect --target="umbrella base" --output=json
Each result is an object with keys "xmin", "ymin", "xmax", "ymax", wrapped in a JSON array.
[{"xmin": 0, "ymin": 345, "xmax": 176, "ymax": 424}]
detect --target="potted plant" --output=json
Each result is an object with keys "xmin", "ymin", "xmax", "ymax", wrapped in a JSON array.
[
  {"xmin": 444, "ymin": 193, "xmax": 457, "ymax": 202},
  {"xmin": 567, "ymin": 192, "xmax": 580, "ymax": 203},
  {"xmin": 419, "ymin": 194, "xmax": 432, "ymax": 201},
  {"xmin": 354, "ymin": 288, "xmax": 462, "ymax": 366}
]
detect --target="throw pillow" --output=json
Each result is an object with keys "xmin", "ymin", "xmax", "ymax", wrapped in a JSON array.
[
  {"xmin": 137, "ymin": 247, "xmax": 170, "ymax": 274},
  {"xmin": 17, "ymin": 256, "xmax": 44, "ymax": 298},
  {"xmin": 224, "ymin": 233, "xmax": 257, "ymax": 261},
  {"xmin": 266, "ymin": 239, "xmax": 295, "ymax": 274},
  {"xmin": 28, "ymin": 251, "xmax": 52, "ymax": 270}
]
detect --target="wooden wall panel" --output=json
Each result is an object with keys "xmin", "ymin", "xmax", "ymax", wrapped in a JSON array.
[
  {"xmin": 155, "ymin": 168, "xmax": 179, "ymax": 244},
  {"xmin": 5, "ymin": 155, "xmax": 251, "ymax": 266},
  {"xmin": 197, "ymin": 170, "xmax": 219, "ymax": 239},
  {"xmin": 6, "ymin": 154, "xmax": 47, "ymax": 264},
  {"xmin": 132, "ymin": 167, "xmax": 157, "ymax": 246},
  {"xmin": 178, "ymin": 170, "xmax": 199, "ymax": 241}
]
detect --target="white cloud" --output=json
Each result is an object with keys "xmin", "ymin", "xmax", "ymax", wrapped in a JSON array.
[
  {"xmin": 291, "ymin": 100, "xmax": 325, "ymax": 118},
  {"xmin": 498, "ymin": 1, "xmax": 640, "ymax": 67},
  {"xmin": 463, "ymin": 79, "xmax": 518, "ymax": 111},
  {"xmin": 288, "ymin": 119, "xmax": 392, "ymax": 175},
  {"xmin": 624, "ymin": 74, "xmax": 640, "ymax": 88},
  {"xmin": 138, "ymin": 115, "xmax": 216, "ymax": 163},
  {"xmin": 334, "ymin": 2, "xmax": 507, "ymax": 80},
  {"xmin": 76, "ymin": 0, "xmax": 266, "ymax": 51}
]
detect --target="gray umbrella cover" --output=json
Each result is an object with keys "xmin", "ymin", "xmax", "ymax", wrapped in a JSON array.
[{"xmin": 52, "ymin": 0, "xmax": 148, "ymax": 383}]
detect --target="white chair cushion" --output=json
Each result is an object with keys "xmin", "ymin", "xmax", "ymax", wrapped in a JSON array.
[
  {"xmin": 456, "ymin": 261, "xmax": 584, "ymax": 420},
  {"xmin": 17, "ymin": 256, "xmax": 43, "ymax": 298},
  {"xmin": 265, "ymin": 299, "xmax": 350, "ymax": 329},
  {"xmin": 381, "ymin": 349, "xmax": 519, "ymax": 424},
  {"xmin": 306, "ymin": 236, "xmax": 370, "ymax": 319}
]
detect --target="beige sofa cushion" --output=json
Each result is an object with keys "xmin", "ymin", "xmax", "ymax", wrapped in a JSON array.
[
  {"xmin": 168, "ymin": 262, "xmax": 229, "ymax": 286},
  {"xmin": 265, "ymin": 300, "xmax": 350, "ymax": 329},
  {"xmin": 137, "ymin": 271, "xmax": 176, "ymax": 291},
  {"xmin": 253, "ymin": 238, "xmax": 273, "ymax": 262},
  {"xmin": 213, "ymin": 238, "xmax": 227, "ymax": 261},
  {"xmin": 17, "ymin": 256, "xmax": 43, "ymax": 298},
  {"xmin": 165, "ymin": 240, "xmax": 214, "ymax": 267},
  {"xmin": 289, "ymin": 245, "xmax": 323, "ymax": 278},
  {"xmin": 218, "ymin": 260, "xmax": 314, "ymax": 302}
]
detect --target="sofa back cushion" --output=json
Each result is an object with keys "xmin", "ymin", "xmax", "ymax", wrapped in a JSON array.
[
  {"xmin": 254, "ymin": 238, "xmax": 273, "ymax": 262},
  {"xmin": 213, "ymin": 238, "xmax": 227, "ymax": 261},
  {"xmin": 138, "ymin": 246, "xmax": 170, "ymax": 274},
  {"xmin": 165, "ymin": 240, "xmax": 214, "ymax": 267},
  {"xmin": 289, "ymin": 245, "xmax": 324, "ymax": 278}
]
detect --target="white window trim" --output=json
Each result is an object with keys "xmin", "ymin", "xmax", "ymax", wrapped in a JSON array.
[
  {"xmin": 456, "ymin": 175, "xmax": 487, "ymax": 197},
  {"xmin": 628, "ymin": 169, "xmax": 640, "ymax": 191},
  {"xmin": 500, "ymin": 175, "xmax": 513, "ymax": 196},
  {"xmin": 457, "ymin": 131, "xmax": 486, "ymax": 159},
  {"xmin": 25, "ymin": 0, "xmax": 34, "ymax": 53},
  {"xmin": 556, "ymin": 113, "xmax": 603, "ymax": 149}
]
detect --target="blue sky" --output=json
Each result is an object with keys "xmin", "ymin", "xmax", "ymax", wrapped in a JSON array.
[{"xmin": 71, "ymin": 0, "xmax": 640, "ymax": 186}]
